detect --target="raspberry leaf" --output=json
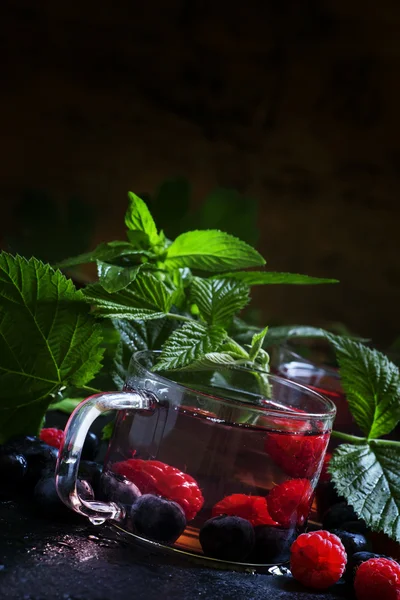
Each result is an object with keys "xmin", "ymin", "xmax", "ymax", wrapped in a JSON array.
[
  {"xmin": 83, "ymin": 272, "xmax": 177, "ymax": 319},
  {"xmin": 190, "ymin": 277, "xmax": 250, "ymax": 327},
  {"xmin": 0, "ymin": 253, "xmax": 103, "ymax": 441},
  {"xmin": 125, "ymin": 192, "xmax": 161, "ymax": 248},
  {"xmin": 154, "ymin": 322, "xmax": 226, "ymax": 371},
  {"xmin": 165, "ymin": 230, "xmax": 265, "ymax": 272},
  {"xmin": 328, "ymin": 335, "xmax": 400, "ymax": 439},
  {"xmin": 330, "ymin": 443, "xmax": 400, "ymax": 542},
  {"xmin": 213, "ymin": 271, "xmax": 339, "ymax": 285}
]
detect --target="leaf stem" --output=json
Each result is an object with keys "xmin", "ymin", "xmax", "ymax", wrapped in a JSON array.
[
  {"xmin": 81, "ymin": 384, "xmax": 103, "ymax": 394},
  {"xmin": 331, "ymin": 430, "xmax": 368, "ymax": 445},
  {"xmin": 369, "ymin": 438, "xmax": 400, "ymax": 449}
]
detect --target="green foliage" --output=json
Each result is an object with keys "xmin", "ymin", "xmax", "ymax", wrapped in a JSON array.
[
  {"xmin": 330, "ymin": 443, "xmax": 400, "ymax": 542},
  {"xmin": 0, "ymin": 254, "xmax": 103, "ymax": 442},
  {"xmin": 327, "ymin": 335, "xmax": 400, "ymax": 439},
  {"xmin": 217, "ymin": 271, "xmax": 339, "ymax": 285},
  {"xmin": 190, "ymin": 278, "xmax": 250, "ymax": 327}
]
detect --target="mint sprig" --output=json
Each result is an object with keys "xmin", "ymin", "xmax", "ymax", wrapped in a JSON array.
[{"xmin": 327, "ymin": 334, "xmax": 400, "ymax": 542}]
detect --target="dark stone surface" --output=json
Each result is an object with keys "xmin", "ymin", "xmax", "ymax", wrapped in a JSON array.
[{"xmin": 0, "ymin": 500, "xmax": 351, "ymax": 600}]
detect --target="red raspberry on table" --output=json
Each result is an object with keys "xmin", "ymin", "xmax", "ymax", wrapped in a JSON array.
[
  {"xmin": 267, "ymin": 479, "xmax": 313, "ymax": 527},
  {"xmin": 212, "ymin": 494, "xmax": 278, "ymax": 527},
  {"xmin": 354, "ymin": 557, "xmax": 400, "ymax": 600},
  {"xmin": 40, "ymin": 428, "xmax": 64, "ymax": 449},
  {"xmin": 264, "ymin": 430, "xmax": 329, "ymax": 479},
  {"xmin": 112, "ymin": 458, "xmax": 204, "ymax": 521},
  {"xmin": 290, "ymin": 531, "xmax": 347, "ymax": 589}
]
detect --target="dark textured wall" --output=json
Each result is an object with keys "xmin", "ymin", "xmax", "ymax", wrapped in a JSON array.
[{"xmin": 1, "ymin": 1, "xmax": 399, "ymax": 344}]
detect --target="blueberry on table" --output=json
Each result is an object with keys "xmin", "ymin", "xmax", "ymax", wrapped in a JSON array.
[
  {"xmin": 199, "ymin": 515, "xmax": 255, "ymax": 562},
  {"xmin": 99, "ymin": 471, "xmax": 141, "ymax": 506},
  {"xmin": 322, "ymin": 502, "xmax": 367, "ymax": 534},
  {"xmin": 2, "ymin": 436, "xmax": 58, "ymax": 488},
  {"xmin": 81, "ymin": 432, "xmax": 99, "ymax": 461},
  {"xmin": 34, "ymin": 475, "xmax": 94, "ymax": 518},
  {"xmin": 130, "ymin": 494, "xmax": 186, "ymax": 544},
  {"xmin": 0, "ymin": 453, "xmax": 28, "ymax": 497},
  {"xmin": 78, "ymin": 461, "xmax": 103, "ymax": 494},
  {"xmin": 330, "ymin": 529, "xmax": 371, "ymax": 560},
  {"xmin": 252, "ymin": 525, "xmax": 296, "ymax": 564}
]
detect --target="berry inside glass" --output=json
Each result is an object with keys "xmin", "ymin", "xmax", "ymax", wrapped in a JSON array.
[{"xmin": 56, "ymin": 351, "xmax": 336, "ymax": 569}]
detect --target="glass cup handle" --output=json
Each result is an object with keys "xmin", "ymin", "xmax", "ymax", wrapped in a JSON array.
[{"xmin": 55, "ymin": 391, "xmax": 154, "ymax": 525}]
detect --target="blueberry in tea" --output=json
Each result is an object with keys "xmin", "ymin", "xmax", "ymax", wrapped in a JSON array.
[
  {"xmin": 130, "ymin": 494, "xmax": 186, "ymax": 544},
  {"xmin": 199, "ymin": 515, "xmax": 255, "ymax": 562}
]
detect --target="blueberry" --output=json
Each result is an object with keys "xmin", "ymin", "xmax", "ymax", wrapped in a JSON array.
[
  {"xmin": 81, "ymin": 432, "xmax": 99, "ymax": 461},
  {"xmin": 331, "ymin": 529, "xmax": 371, "ymax": 560},
  {"xmin": 322, "ymin": 502, "xmax": 367, "ymax": 534},
  {"xmin": 344, "ymin": 551, "xmax": 395, "ymax": 583},
  {"xmin": 252, "ymin": 526, "xmax": 296, "ymax": 564},
  {"xmin": 34, "ymin": 475, "xmax": 94, "ymax": 518},
  {"xmin": 130, "ymin": 494, "xmax": 186, "ymax": 544},
  {"xmin": 199, "ymin": 515, "xmax": 255, "ymax": 562},
  {"xmin": 0, "ymin": 453, "xmax": 28, "ymax": 497},
  {"xmin": 78, "ymin": 461, "xmax": 103, "ymax": 494},
  {"xmin": 99, "ymin": 471, "xmax": 141, "ymax": 506}
]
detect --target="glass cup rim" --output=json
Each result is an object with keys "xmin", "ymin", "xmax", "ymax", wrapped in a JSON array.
[{"xmin": 129, "ymin": 350, "xmax": 337, "ymax": 421}]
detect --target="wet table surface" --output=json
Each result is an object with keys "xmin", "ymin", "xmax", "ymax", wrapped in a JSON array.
[{"xmin": 0, "ymin": 500, "xmax": 352, "ymax": 600}]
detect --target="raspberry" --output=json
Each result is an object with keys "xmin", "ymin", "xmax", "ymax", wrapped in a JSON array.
[
  {"xmin": 290, "ymin": 531, "xmax": 347, "ymax": 589},
  {"xmin": 39, "ymin": 428, "xmax": 64, "ymax": 449},
  {"xmin": 112, "ymin": 458, "xmax": 203, "ymax": 521},
  {"xmin": 267, "ymin": 479, "xmax": 313, "ymax": 527},
  {"xmin": 212, "ymin": 494, "xmax": 278, "ymax": 527},
  {"xmin": 264, "ymin": 430, "xmax": 329, "ymax": 478},
  {"xmin": 354, "ymin": 557, "xmax": 400, "ymax": 600}
]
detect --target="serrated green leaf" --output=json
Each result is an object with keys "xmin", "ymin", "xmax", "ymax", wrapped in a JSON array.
[
  {"xmin": 0, "ymin": 253, "xmax": 104, "ymax": 441},
  {"xmin": 327, "ymin": 335, "xmax": 400, "ymax": 439},
  {"xmin": 165, "ymin": 230, "xmax": 265, "ymax": 272},
  {"xmin": 249, "ymin": 326, "xmax": 269, "ymax": 361},
  {"xmin": 125, "ymin": 192, "xmax": 160, "ymax": 247},
  {"xmin": 111, "ymin": 318, "xmax": 177, "ymax": 387},
  {"xmin": 330, "ymin": 443, "xmax": 400, "ymax": 542},
  {"xmin": 83, "ymin": 272, "xmax": 177, "ymax": 319},
  {"xmin": 154, "ymin": 322, "xmax": 226, "ymax": 371},
  {"xmin": 216, "ymin": 271, "xmax": 339, "ymax": 285},
  {"xmin": 179, "ymin": 352, "xmax": 240, "ymax": 371},
  {"xmin": 190, "ymin": 278, "xmax": 250, "ymax": 327},
  {"xmin": 97, "ymin": 261, "xmax": 145, "ymax": 293},
  {"xmin": 56, "ymin": 241, "xmax": 150, "ymax": 269}
]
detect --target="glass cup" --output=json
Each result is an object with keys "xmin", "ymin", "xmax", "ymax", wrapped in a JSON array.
[{"xmin": 56, "ymin": 350, "xmax": 336, "ymax": 570}]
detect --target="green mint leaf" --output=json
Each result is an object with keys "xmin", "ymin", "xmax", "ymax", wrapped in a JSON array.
[
  {"xmin": 125, "ymin": 192, "xmax": 160, "ymax": 247},
  {"xmin": 154, "ymin": 322, "xmax": 226, "ymax": 371},
  {"xmin": 190, "ymin": 278, "xmax": 250, "ymax": 327},
  {"xmin": 83, "ymin": 272, "xmax": 176, "ymax": 319},
  {"xmin": 0, "ymin": 253, "xmax": 104, "ymax": 441},
  {"xmin": 216, "ymin": 271, "xmax": 339, "ymax": 285},
  {"xmin": 97, "ymin": 261, "xmax": 145, "ymax": 293},
  {"xmin": 327, "ymin": 335, "xmax": 400, "ymax": 439},
  {"xmin": 249, "ymin": 326, "xmax": 269, "ymax": 361},
  {"xmin": 165, "ymin": 230, "xmax": 265, "ymax": 272},
  {"xmin": 56, "ymin": 241, "xmax": 151, "ymax": 269},
  {"xmin": 330, "ymin": 443, "xmax": 400, "ymax": 542}
]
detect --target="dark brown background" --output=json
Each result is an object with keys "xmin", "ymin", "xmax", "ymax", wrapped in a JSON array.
[{"xmin": 1, "ymin": 0, "xmax": 399, "ymax": 345}]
